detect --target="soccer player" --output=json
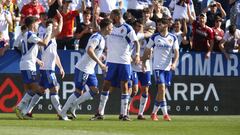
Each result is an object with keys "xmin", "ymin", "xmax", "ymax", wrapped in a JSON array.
[
  {"xmin": 58, "ymin": 18, "xmax": 113, "ymax": 121},
  {"xmin": 142, "ymin": 17, "xmax": 179, "ymax": 121},
  {"xmin": 15, "ymin": 16, "xmax": 52, "ymax": 119},
  {"xmin": 128, "ymin": 19, "xmax": 152, "ymax": 120},
  {"xmin": 90, "ymin": 9, "xmax": 140, "ymax": 121},
  {"xmin": 21, "ymin": 10, "xmax": 65, "ymax": 118}
]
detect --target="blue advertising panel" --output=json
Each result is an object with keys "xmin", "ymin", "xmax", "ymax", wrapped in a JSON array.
[{"xmin": 1, "ymin": 50, "xmax": 239, "ymax": 76}]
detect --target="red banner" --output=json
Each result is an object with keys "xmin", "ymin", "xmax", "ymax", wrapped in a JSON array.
[{"xmin": 0, "ymin": 78, "xmax": 22, "ymax": 112}]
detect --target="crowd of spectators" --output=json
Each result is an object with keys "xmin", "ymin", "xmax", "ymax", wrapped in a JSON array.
[{"xmin": 0, "ymin": 0, "xmax": 240, "ymax": 59}]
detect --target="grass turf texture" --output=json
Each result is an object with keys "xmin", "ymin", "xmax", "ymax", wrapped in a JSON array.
[{"xmin": 0, "ymin": 113, "xmax": 239, "ymax": 135}]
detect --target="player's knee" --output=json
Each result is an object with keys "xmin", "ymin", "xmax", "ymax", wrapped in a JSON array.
[
  {"xmin": 29, "ymin": 83, "xmax": 41, "ymax": 92},
  {"xmin": 158, "ymin": 84, "xmax": 165, "ymax": 90},
  {"xmin": 103, "ymin": 80, "xmax": 111, "ymax": 91},
  {"xmin": 90, "ymin": 87, "xmax": 99, "ymax": 94},
  {"xmin": 142, "ymin": 91, "xmax": 149, "ymax": 96},
  {"xmin": 142, "ymin": 86, "xmax": 149, "ymax": 95},
  {"xmin": 50, "ymin": 87, "xmax": 59, "ymax": 94},
  {"xmin": 131, "ymin": 89, "xmax": 138, "ymax": 97}
]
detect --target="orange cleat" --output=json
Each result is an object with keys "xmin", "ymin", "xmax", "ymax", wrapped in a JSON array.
[
  {"xmin": 163, "ymin": 115, "xmax": 171, "ymax": 121},
  {"xmin": 151, "ymin": 113, "xmax": 158, "ymax": 121}
]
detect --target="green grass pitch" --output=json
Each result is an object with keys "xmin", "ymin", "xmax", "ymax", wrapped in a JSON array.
[{"xmin": 0, "ymin": 113, "xmax": 240, "ymax": 135}]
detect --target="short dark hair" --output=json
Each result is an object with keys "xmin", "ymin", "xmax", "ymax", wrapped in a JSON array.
[
  {"xmin": 40, "ymin": 12, "xmax": 48, "ymax": 17},
  {"xmin": 46, "ymin": 19, "xmax": 54, "ymax": 27},
  {"xmin": 156, "ymin": 17, "xmax": 169, "ymax": 25},
  {"xmin": 174, "ymin": 19, "xmax": 181, "ymax": 23},
  {"xmin": 21, "ymin": 25, "xmax": 27, "ymax": 31},
  {"xmin": 99, "ymin": 18, "xmax": 112, "ymax": 29},
  {"xmin": 83, "ymin": 9, "xmax": 91, "ymax": 15},
  {"xmin": 24, "ymin": 16, "xmax": 38, "ymax": 28},
  {"xmin": 142, "ymin": 7, "xmax": 150, "ymax": 14},
  {"xmin": 133, "ymin": 18, "xmax": 144, "ymax": 26},
  {"xmin": 228, "ymin": 24, "xmax": 236, "ymax": 35},
  {"xmin": 111, "ymin": 9, "xmax": 122, "ymax": 17}
]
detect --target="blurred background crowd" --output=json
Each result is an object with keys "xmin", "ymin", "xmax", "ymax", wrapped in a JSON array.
[{"xmin": 0, "ymin": 0, "xmax": 239, "ymax": 59}]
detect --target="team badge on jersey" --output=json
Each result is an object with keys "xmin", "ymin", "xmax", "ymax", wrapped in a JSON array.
[
  {"xmin": 121, "ymin": 29, "xmax": 124, "ymax": 33},
  {"xmin": 168, "ymin": 39, "xmax": 173, "ymax": 44}
]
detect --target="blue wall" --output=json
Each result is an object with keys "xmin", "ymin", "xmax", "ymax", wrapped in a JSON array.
[{"xmin": 0, "ymin": 50, "xmax": 239, "ymax": 77}]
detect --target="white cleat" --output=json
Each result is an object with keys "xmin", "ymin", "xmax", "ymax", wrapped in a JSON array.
[
  {"xmin": 70, "ymin": 105, "xmax": 77, "ymax": 119},
  {"xmin": 59, "ymin": 112, "xmax": 71, "ymax": 121},
  {"xmin": 14, "ymin": 107, "xmax": 23, "ymax": 120}
]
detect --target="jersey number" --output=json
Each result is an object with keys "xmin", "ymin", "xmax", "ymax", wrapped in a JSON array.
[{"xmin": 21, "ymin": 40, "xmax": 27, "ymax": 55}]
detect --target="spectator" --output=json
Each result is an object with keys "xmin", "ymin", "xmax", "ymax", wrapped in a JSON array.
[
  {"xmin": 56, "ymin": 0, "xmax": 82, "ymax": 50},
  {"xmin": 215, "ymin": 0, "xmax": 230, "ymax": 20},
  {"xmin": 13, "ymin": 25, "xmax": 28, "ymax": 52},
  {"xmin": 0, "ymin": 32, "xmax": 9, "ymax": 56},
  {"xmin": 169, "ymin": 0, "xmax": 196, "ymax": 21},
  {"xmin": 17, "ymin": 0, "xmax": 31, "ymax": 11},
  {"xmin": 171, "ymin": 19, "xmax": 190, "ymax": 52},
  {"xmin": 0, "ymin": 3, "xmax": 12, "ymax": 42},
  {"xmin": 235, "ymin": 0, "xmax": 240, "ymax": 29},
  {"xmin": 219, "ymin": 24, "xmax": 240, "ymax": 59},
  {"xmin": 127, "ymin": 0, "xmax": 152, "ymax": 19},
  {"xmin": 39, "ymin": 0, "xmax": 49, "ymax": 12},
  {"xmin": 212, "ymin": 15, "xmax": 224, "ymax": 52},
  {"xmin": 3, "ymin": 0, "xmax": 21, "ymax": 50},
  {"xmin": 74, "ymin": 9, "xmax": 93, "ymax": 51},
  {"xmin": 18, "ymin": 0, "xmax": 48, "ymax": 12},
  {"xmin": 187, "ymin": 4, "xmax": 214, "ymax": 58},
  {"xmin": 202, "ymin": 0, "xmax": 226, "ymax": 28},
  {"xmin": 123, "ymin": 11, "xmax": 136, "ymax": 24},
  {"xmin": 70, "ymin": 0, "xmax": 90, "ymax": 10},
  {"xmin": 142, "ymin": 7, "xmax": 156, "ymax": 36},
  {"xmin": 48, "ymin": 0, "xmax": 62, "ymax": 18},
  {"xmin": 20, "ymin": 0, "xmax": 45, "ymax": 25},
  {"xmin": 169, "ymin": 0, "xmax": 195, "ymax": 48},
  {"xmin": 38, "ymin": 12, "xmax": 48, "ymax": 39},
  {"xmin": 229, "ymin": 0, "xmax": 237, "ymax": 25},
  {"xmin": 98, "ymin": 0, "xmax": 123, "ymax": 18},
  {"xmin": 151, "ymin": 0, "xmax": 171, "ymax": 23}
]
